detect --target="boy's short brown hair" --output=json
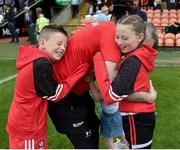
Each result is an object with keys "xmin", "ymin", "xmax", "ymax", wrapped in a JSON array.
[{"xmin": 39, "ymin": 25, "xmax": 68, "ymax": 40}]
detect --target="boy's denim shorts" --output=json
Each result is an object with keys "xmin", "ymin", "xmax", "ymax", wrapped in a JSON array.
[{"xmin": 100, "ymin": 110, "xmax": 123, "ymax": 138}]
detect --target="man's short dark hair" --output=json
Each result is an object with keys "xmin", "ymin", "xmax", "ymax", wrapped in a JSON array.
[{"xmin": 112, "ymin": 0, "xmax": 133, "ymax": 21}]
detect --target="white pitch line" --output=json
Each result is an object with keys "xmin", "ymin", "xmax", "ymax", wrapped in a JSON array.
[
  {"xmin": 0, "ymin": 64, "xmax": 179, "ymax": 85},
  {"xmin": 0, "ymin": 74, "xmax": 17, "ymax": 84},
  {"xmin": 155, "ymin": 64, "xmax": 180, "ymax": 67},
  {"xmin": 0, "ymin": 58, "xmax": 16, "ymax": 60}
]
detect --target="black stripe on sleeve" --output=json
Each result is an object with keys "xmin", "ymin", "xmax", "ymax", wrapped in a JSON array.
[
  {"xmin": 111, "ymin": 55, "xmax": 141, "ymax": 96},
  {"xmin": 33, "ymin": 58, "xmax": 59, "ymax": 97}
]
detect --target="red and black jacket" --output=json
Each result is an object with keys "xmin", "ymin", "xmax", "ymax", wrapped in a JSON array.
[
  {"xmin": 93, "ymin": 45, "xmax": 158, "ymax": 113},
  {"xmin": 6, "ymin": 46, "xmax": 89, "ymax": 138}
]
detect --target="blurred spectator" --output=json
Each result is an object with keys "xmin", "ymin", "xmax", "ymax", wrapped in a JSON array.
[
  {"xmin": 167, "ymin": 0, "xmax": 177, "ymax": 9},
  {"xmin": 24, "ymin": 6, "xmax": 36, "ymax": 43},
  {"xmin": 89, "ymin": 0, "xmax": 97, "ymax": 14},
  {"xmin": 4, "ymin": 3, "xmax": 19, "ymax": 43},
  {"xmin": 154, "ymin": 0, "xmax": 162, "ymax": 9},
  {"xmin": 87, "ymin": 2, "xmax": 94, "ymax": 15},
  {"xmin": 129, "ymin": 0, "xmax": 147, "ymax": 22},
  {"xmin": 5, "ymin": 0, "xmax": 15, "ymax": 7},
  {"xmin": 17, "ymin": 0, "xmax": 26, "ymax": 10},
  {"xmin": 24, "ymin": 0, "xmax": 34, "ymax": 6},
  {"xmin": 139, "ymin": 0, "xmax": 149, "ymax": 9},
  {"xmin": 0, "ymin": 0, "xmax": 4, "ymax": 15},
  {"xmin": 147, "ymin": 0, "xmax": 154, "ymax": 9},
  {"xmin": 144, "ymin": 22, "xmax": 158, "ymax": 49},
  {"xmin": 97, "ymin": 0, "xmax": 103, "ymax": 10},
  {"xmin": 0, "ymin": 0, "xmax": 4, "ymax": 23},
  {"xmin": 110, "ymin": 0, "xmax": 129, "ymax": 21},
  {"xmin": 0, "ymin": 0, "xmax": 3, "ymax": 6},
  {"xmin": 35, "ymin": 7, "xmax": 49, "ymax": 39},
  {"xmin": 5, "ymin": 0, "xmax": 19, "ymax": 13},
  {"xmin": 161, "ymin": 0, "xmax": 167, "ymax": 9},
  {"xmin": 165, "ymin": 22, "xmax": 180, "ymax": 35},
  {"xmin": 71, "ymin": 0, "xmax": 80, "ymax": 18},
  {"xmin": 0, "ymin": 13, "xmax": 4, "ymax": 23},
  {"xmin": 178, "ymin": 0, "xmax": 180, "ymax": 9},
  {"xmin": 96, "ymin": 5, "xmax": 109, "ymax": 21}
]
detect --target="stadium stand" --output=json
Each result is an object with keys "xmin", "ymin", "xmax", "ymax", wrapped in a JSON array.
[
  {"xmin": 176, "ymin": 33, "xmax": 180, "ymax": 46},
  {"xmin": 164, "ymin": 33, "xmax": 175, "ymax": 47},
  {"xmin": 158, "ymin": 32, "xmax": 164, "ymax": 47}
]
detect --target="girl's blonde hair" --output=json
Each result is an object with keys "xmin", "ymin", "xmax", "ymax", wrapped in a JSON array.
[{"xmin": 117, "ymin": 14, "xmax": 146, "ymax": 38}]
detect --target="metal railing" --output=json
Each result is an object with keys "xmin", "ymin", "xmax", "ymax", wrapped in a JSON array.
[{"xmin": 0, "ymin": 0, "xmax": 44, "ymax": 27}]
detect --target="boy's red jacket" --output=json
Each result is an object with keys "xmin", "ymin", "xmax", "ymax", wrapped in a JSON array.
[
  {"xmin": 6, "ymin": 46, "xmax": 89, "ymax": 138},
  {"xmin": 93, "ymin": 45, "xmax": 158, "ymax": 113}
]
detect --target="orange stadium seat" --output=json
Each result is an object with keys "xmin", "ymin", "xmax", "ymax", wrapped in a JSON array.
[
  {"xmin": 147, "ymin": 9, "xmax": 154, "ymax": 14},
  {"xmin": 161, "ymin": 18, "xmax": 169, "ymax": 26},
  {"xmin": 169, "ymin": 9, "xmax": 177, "ymax": 14},
  {"xmin": 152, "ymin": 18, "xmax": 161, "ymax": 26},
  {"xmin": 158, "ymin": 33, "xmax": 164, "ymax": 47},
  {"xmin": 162, "ymin": 9, "xmax": 169, "ymax": 14},
  {"xmin": 176, "ymin": 33, "xmax": 180, "ymax": 46},
  {"xmin": 177, "ymin": 13, "xmax": 180, "ymax": 18},
  {"xmin": 147, "ymin": 18, "xmax": 153, "ymax": 23},
  {"xmin": 169, "ymin": 13, "xmax": 177, "ymax": 19},
  {"xmin": 169, "ymin": 18, "xmax": 178, "ymax": 25},
  {"xmin": 164, "ymin": 33, "xmax": 175, "ymax": 46},
  {"xmin": 156, "ymin": 26, "xmax": 163, "ymax": 33},
  {"xmin": 147, "ymin": 13, "xmax": 154, "ymax": 19},
  {"xmin": 154, "ymin": 9, "xmax": 161, "ymax": 14},
  {"xmin": 161, "ymin": 13, "xmax": 169, "ymax": 19},
  {"xmin": 154, "ymin": 13, "xmax": 161, "ymax": 18},
  {"xmin": 147, "ymin": 17, "xmax": 153, "ymax": 22}
]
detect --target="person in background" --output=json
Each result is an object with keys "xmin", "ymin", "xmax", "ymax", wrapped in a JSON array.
[
  {"xmin": 4, "ymin": 3, "xmax": 19, "ymax": 43},
  {"xmin": 24, "ymin": 6, "xmax": 36, "ymax": 44},
  {"xmin": 89, "ymin": 0, "xmax": 97, "ymax": 14},
  {"xmin": 35, "ymin": 7, "xmax": 49, "ymax": 40},
  {"xmin": 6, "ymin": 25, "xmax": 89, "ymax": 149},
  {"xmin": 178, "ymin": 0, "xmax": 180, "ymax": 9},
  {"xmin": 144, "ymin": 22, "xmax": 158, "ymax": 49},
  {"xmin": 147, "ymin": 0, "xmax": 154, "ymax": 9},
  {"xmin": 93, "ymin": 15, "xmax": 158, "ymax": 149},
  {"xmin": 154, "ymin": 0, "xmax": 162, "ymax": 9},
  {"xmin": 97, "ymin": 0, "xmax": 103, "ymax": 10},
  {"xmin": 96, "ymin": 5, "xmax": 110, "ymax": 21},
  {"xmin": 139, "ymin": 0, "xmax": 149, "ymax": 10},
  {"xmin": 4, "ymin": 0, "xmax": 15, "ymax": 8},
  {"xmin": 71, "ymin": 0, "xmax": 79, "ymax": 18},
  {"xmin": 87, "ymin": 1, "xmax": 94, "ymax": 15},
  {"xmin": 129, "ymin": 0, "xmax": 147, "ymax": 22},
  {"xmin": 0, "ymin": 0, "xmax": 4, "ymax": 11},
  {"xmin": 165, "ymin": 21, "xmax": 180, "ymax": 35},
  {"xmin": 167, "ymin": 0, "xmax": 177, "ymax": 9},
  {"xmin": 17, "ymin": 0, "xmax": 25, "ymax": 10},
  {"xmin": 161, "ymin": 0, "xmax": 167, "ymax": 9},
  {"xmin": 0, "ymin": 1, "xmax": 4, "ymax": 24}
]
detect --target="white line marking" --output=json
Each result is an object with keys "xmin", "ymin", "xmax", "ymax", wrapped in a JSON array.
[
  {"xmin": 0, "ymin": 74, "xmax": 17, "ymax": 84},
  {"xmin": 0, "ymin": 58, "xmax": 16, "ymax": 60}
]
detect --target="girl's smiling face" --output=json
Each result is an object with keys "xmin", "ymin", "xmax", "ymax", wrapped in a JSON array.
[{"xmin": 115, "ymin": 24, "xmax": 144, "ymax": 54}]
